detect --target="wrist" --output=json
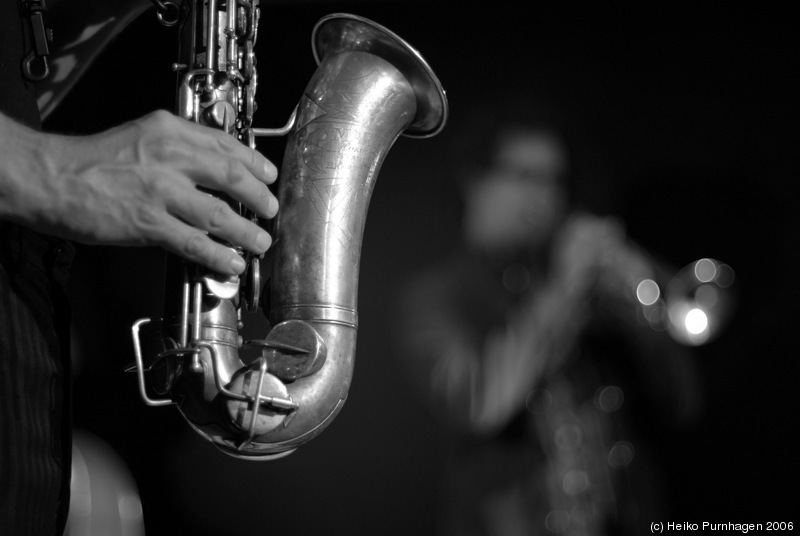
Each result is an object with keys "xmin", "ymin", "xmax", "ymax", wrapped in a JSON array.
[{"xmin": 0, "ymin": 114, "xmax": 62, "ymax": 231}]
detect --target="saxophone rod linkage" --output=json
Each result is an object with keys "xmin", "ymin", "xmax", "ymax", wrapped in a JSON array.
[
  {"xmin": 250, "ymin": 107, "xmax": 298, "ymax": 138},
  {"xmin": 131, "ymin": 318, "xmax": 177, "ymax": 407}
]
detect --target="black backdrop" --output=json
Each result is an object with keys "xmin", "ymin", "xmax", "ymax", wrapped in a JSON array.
[{"xmin": 46, "ymin": 2, "xmax": 798, "ymax": 534}]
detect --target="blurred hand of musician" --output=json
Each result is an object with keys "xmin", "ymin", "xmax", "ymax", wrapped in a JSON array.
[
  {"xmin": 0, "ymin": 110, "xmax": 279, "ymax": 275},
  {"xmin": 549, "ymin": 212, "xmax": 651, "ymax": 304}
]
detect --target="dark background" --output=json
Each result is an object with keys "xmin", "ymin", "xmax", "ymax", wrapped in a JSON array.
[{"xmin": 46, "ymin": 1, "xmax": 798, "ymax": 534}]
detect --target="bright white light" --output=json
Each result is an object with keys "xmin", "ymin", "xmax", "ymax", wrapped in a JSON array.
[{"xmin": 684, "ymin": 308, "xmax": 708, "ymax": 335}]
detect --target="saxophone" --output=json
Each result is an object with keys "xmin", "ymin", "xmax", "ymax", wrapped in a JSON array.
[{"xmin": 131, "ymin": 1, "xmax": 448, "ymax": 459}]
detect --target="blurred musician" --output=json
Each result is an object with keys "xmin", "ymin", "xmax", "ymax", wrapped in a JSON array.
[{"xmin": 397, "ymin": 100, "xmax": 702, "ymax": 536}]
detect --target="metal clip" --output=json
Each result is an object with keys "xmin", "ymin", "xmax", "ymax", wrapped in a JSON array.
[
  {"xmin": 151, "ymin": 0, "xmax": 180, "ymax": 27},
  {"xmin": 21, "ymin": 0, "xmax": 52, "ymax": 82}
]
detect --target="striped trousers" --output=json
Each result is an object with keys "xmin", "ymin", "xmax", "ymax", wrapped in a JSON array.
[{"xmin": 0, "ymin": 223, "xmax": 74, "ymax": 536}]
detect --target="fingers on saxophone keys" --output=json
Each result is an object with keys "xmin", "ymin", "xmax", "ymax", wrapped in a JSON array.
[
  {"xmin": 178, "ymin": 118, "xmax": 278, "ymax": 183},
  {"xmin": 152, "ymin": 214, "xmax": 249, "ymax": 276},
  {"xmin": 163, "ymin": 115, "xmax": 279, "ymax": 217},
  {"xmin": 182, "ymin": 231, "xmax": 248, "ymax": 276},
  {"xmin": 171, "ymin": 192, "xmax": 272, "ymax": 257},
  {"xmin": 191, "ymin": 151, "xmax": 279, "ymax": 219}
]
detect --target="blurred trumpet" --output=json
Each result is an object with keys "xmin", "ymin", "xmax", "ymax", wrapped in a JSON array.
[
  {"xmin": 634, "ymin": 257, "xmax": 737, "ymax": 346},
  {"xmin": 559, "ymin": 215, "xmax": 738, "ymax": 347}
]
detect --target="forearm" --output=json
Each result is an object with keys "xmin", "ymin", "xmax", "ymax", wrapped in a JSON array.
[
  {"xmin": 464, "ymin": 327, "xmax": 548, "ymax": 435},
  {"xmin": 424, "ymin": 326, "xmax": 555, "ymax": 436},
  {"xmin": 468, "ymin": 279, "xmax": 587, "ymax": 433},
  {"xmin": 0, "ymin": 112, "xmax": 104, "ymax": 241},
  {"xmin": 0, "ymin": 112, "xmax": 55, "ymax": 230},
  {"xmin": 420, "ymin": 280, "xmax": 586, "ymax": 436}
]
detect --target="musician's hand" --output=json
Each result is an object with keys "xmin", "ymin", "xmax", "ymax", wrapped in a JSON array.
[
  {"xmin": 551, "ymin": 214, "xmax": 620, "ymax": 290},
  {"xmin": 1, "ymin": 110, "xmax": 278, "ymax": 275},
  {"xmin": 550, "ymin": 213, "xmax": 651, "ymax": 301}
]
